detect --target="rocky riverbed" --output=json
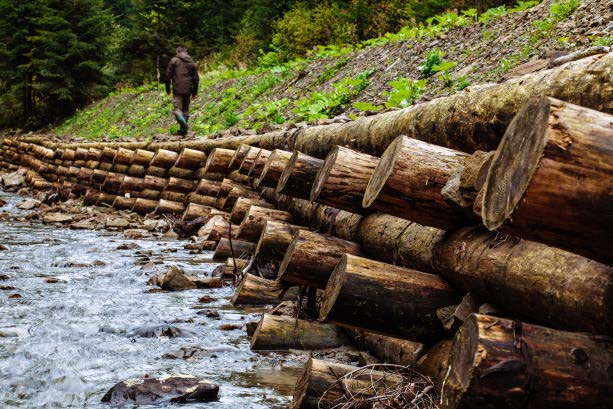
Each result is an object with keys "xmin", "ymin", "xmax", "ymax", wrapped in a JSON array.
[{"xmin": 0, "ymin": 188, "xmax": 303, "ymax": 408}]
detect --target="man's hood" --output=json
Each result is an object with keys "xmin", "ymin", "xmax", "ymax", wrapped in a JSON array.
[{"xmin": 177, "ymin": 53, "xmax": 193, "ymax": 63}]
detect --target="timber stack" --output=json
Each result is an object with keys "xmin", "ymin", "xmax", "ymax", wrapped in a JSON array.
[{"xmin": 1, "ymin": 53, "xmax": 612, "ymax": 408}]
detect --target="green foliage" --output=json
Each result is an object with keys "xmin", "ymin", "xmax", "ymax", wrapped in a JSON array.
[
  {"xmin": 293, "ymin": 71, "xmax": 371, "ymax": 121},
  {"xmin": 384, "ymin": 78, "xmax": 427, "ymax": 108},
  {"xmin": 529, "ymin": 0, "xmax": 580, "ymax": 44},
  {"xmin": 592, "ymin": 36, "xmax": 613, "ymax": 47},
  {"xmin": 418, "ymin": 49, "xmax": 444, "ymax": 77},
  {"xmin": 352, "ymin": 101, "xmax": 384, "ymax": 112}
]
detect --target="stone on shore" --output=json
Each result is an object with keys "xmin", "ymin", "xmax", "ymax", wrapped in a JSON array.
[{"xmin": 43, "ymin": 213, "xmax": 74, "ymax": 224}]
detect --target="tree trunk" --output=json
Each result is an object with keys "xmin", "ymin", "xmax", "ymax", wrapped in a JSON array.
[
  {"xmin": 229, "ymin": 197, "xmax": 273, "ymax": 224},
  {"xmin": 248, "ymin": 148, "xmax": 271, "ymax": 178},
  {"xmin": 417, "ymin": 340, "xmax": 453, "ymax": 391},
  {"xmin": 220, "ymin": 257, "xmax": 250, "ymax": 278},
  {"xmin": 212, "ymin": 238, "xmax": 255, "ymax": 260},
  {"xmin": 481, "ymin": 97, "xmax": 613, "ymax": 264},
  {"xmin": 250, "ymin": 314, "xmax": 349, "ymax": 351},
  {"xmin": 231, "ymin": 273, "xmax": 295, "ymax": 305},
  {"xmin": 254, "ymin": 220, "xmax": 297, "ymax": 261},
  {"xmin": 181, "ymin": 203, "xmax": 212, "ymax": 221},
  {"xmin": 77, "ymin": 167, "xmax": 94, "ymax": 183},
  {"xmin": 112, "ymin": 196, "xmax": 136, "ymax": 211},
  {"xmin": 290, "ymin": 358, "xmax": 401, "ymax": 409},
  {"xmin": 320, "ymin": 253, "xmax": 461, "ymax": 341},
  {"xmin": 221, "ymin": 187, "xmax": 262, "ymax": 212},
  {"xmin": 196, "ymin": 179, "xmax": 222, "ymax": 197},
  {"xmin": 311, "ymin": 146, "xmax": 378, "ymax": 214},
  {"xmin": 237, "ymin": 206, "xmax": 293, "ymax": 242},
  {"xmin": 113, "ymin": 147, "xmax": 134, "ymax": 165},
  {"xmin": 291, "ymin": 53, "xmax": 613, "ymax": 157},
  {"xmin": 278, "ymin": 229, "xmax": 362, "ymax": 288},
  {"xmin": 133, "ymin": 198, "xmax": 158, "ymax": 214},
  {"xmin": 120, "ymin": 176, "xmax": 143, "ymax": 194},
  {"xmin": 146, "ymin": 166, "xmax": 167, "ymax": 177},
  {"xmin": 441, "ymin": 150, "xmax": 494, "ymax": 208},
  {"xmin": 102, "ymin": 172, "xmax": 125, "ymax": 194},
  {"xmin": 143, "ymin": 175, "xmax": 167, "ymax": 191},
  {"xmin": 184, "ymin": 193, "xmax": 219, "ymax": 207},
  {"xmin": 276, "ymin": 151, "xmax": 323, "ymax": 200},
  {"xmin": 159, "ymin": 191, "xmax": 186, "ymax": 203},
  {"xmin": 238, "ymin": 146, "xmax": 261, "ymax": 175},
  {"xmin": 203, "ymin": 147, "xmax": 234, "ymax": 174},
  {"xmin": 138, "ymin": 189, "xmax": 161, "ymax": 200},
  {"xmin": 441, "ymin": 314, "xmax": 613, "ymax": 409},
  {"xmin": 74, "ymin": 147, "xmax": 88, "ymax": 161},
  {"xmin": 131, "ymin": 149, "xmax": 155, "ymax": 166},
  {"xmin": 150, "ymin": 149, "xmax": 178, "ymax": 169},
  {"xmin": 363, "ymin": 135, "xmax": 472, "ymax": 230},
  {"xmin": 175, "ymin": 147, "xmax": 206, "ymax": 170},
  {"xmin": 83, "ymin": 190, "xmax": 99, "ymax": 206},
  {"xmin": 361, "ymin": 331, "xmax": 425, "ymax": 366},
  {"xmin": 229, "ymin": 144, "xmax": 251, "ymax": 170},
  {"xmin": 167, "ymin": 166, "xmax": 194, "ymax": 179},
  {"xmin": 86, "ymin": 148, "xmax": 102, "ymax": 161},
  {"xmin": 198, "ymin": 215, "xmax": 238, "ymax": 241},
  {"xmin": 127, "ymin": 164, "xmax": 146, "ymax": 176},
  {"xmin": 100, "ymin": 147, "xmax": 117, "ymax": 163},
  {"xmin": 96, "ymin": 192, "xmax": 117, "ymax": 206},
  {"xmin": 255, "ymin": 149, "xmax": 292, "ymax": 189},
  {"xmin": 217, "ymin": 178, "xmax": 247, "ymax": 198},
  {"xmin": 166, "ymin": 177, "xmax": 195, "ymax": 193},
  {"xmin": 154, "ymin": 199, "xmax": 185, "ymax": 215}
]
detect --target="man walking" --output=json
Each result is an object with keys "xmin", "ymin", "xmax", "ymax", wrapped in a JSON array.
[{"xmin": 165, "ymin": 46, "xmax": 199, "ymax": 136}]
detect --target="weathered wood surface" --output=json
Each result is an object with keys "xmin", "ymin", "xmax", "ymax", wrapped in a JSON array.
[
  {"xmin": 256, "ymin": 149, "xmax": 292, "ymax": 188},
  {"xmin": 231, "ymin": 274, "xmax": 291, "ymax": 305},
  {"xmin": 254, "ymin": 220, "xmax": 296, "ymax": 261},
  {"xmin": 237, "ymin": 206, "xmax": 292, "ymax": 242},
  {"xmin": 481, "ymin": 97, "xmax": 613, "ymax": 264},
  {"xmin": 276, "ymin": 151, "xmax": 323, "ymax": 200},
  {"xmin": 212, "ymin": 238, "xmax": 255, "ymax": 260},
  {"xmin": 203, "ymin": 148, "xmax": 234, "ymax": 174}
]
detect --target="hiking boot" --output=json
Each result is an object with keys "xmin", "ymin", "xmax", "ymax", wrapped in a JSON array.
[{"xmin": 174, "ymin": 112, "xmax": 188, "ymax": 136}]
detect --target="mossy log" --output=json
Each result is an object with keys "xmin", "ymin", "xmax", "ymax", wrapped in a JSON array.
[
  {"xmin": 441, "ymin": 314, "xmax": 613, "ymax": 409},
  {"xmin": 320, "ymin": 254, "xmax": 461, "ymax": 341},
  {"xmin": 237, "ymin": 206, "xmax": 293, "ymax": 242},
  {"xmin": 212, "ymin": 238, "xmax": 255, "ymax": 260},
  {"xmin": 311, "ymin": 146, "xmax": 378, "ymax": 214},
  {"xmin": 255, "ymin": 149, "xmax": 293, "ymax": 188},
  {"xmin": 276, "ymin": 151, "xmax": 323, "ymax": 200},
  {"xmin": 278, "ymin": 229, "xmax": 362, "ymax": 288},
  {"xmin": 363, "ymin": 135, "xmax": 472, "ymax": 229},
  {"xmin": 481, "ymin": 97, "xmax": 613, "ymax": 264},
  {"xmin": 250, "ymin": 314, "xmax": 349, "ymax": 351}
]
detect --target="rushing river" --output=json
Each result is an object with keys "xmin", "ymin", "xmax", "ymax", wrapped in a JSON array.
[{"xmin": 0, "ymin": 190, "xmax": 300, "ymax": 408}]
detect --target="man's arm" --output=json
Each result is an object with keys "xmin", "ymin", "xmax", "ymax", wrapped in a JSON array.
[
  {"xmin": 191, "ymin": 63, "xmax": 199, "ymax": 97},
  {"xmin": 165, "ymin": 58, "xmax": 174, "ymax": 95}
]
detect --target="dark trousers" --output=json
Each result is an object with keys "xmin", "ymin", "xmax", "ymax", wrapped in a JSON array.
[{"xmin": 172, "ymin": 94, "xmax": 190, "ymax": 116}]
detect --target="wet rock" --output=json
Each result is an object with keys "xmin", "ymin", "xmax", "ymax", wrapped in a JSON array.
[
  {"xmin": 93, "ymin": 260, "xmax": 106, "ymax": 266},
  {"xmin": 198, "ymin": 310, "xmax": 220, "ymax": 319},
  {"xmin": 45, "ymin": 277, "xmax": 66, "ymax": 284},
  {"xmin": 101, "ymin": 375, "xmax": 219, "ymax": 405},
  {"xmin": 9, "ymin": 293, "xmax": 21, "ymax": 298},
  {"xmin": 147, "ymin": 288, "xmax": 168, "ymax": 294},
  {"xmin": 161, "ymin": 230, "xmax": 179, "ymax": 240},
  {"xmin": 106, "ymin": 217, "xmax": 130, "ymax": 229},
  {"xmin": 0, "ymin": 330, "xmax": 19, "ymax": 337},
  {"xmin": 142, "ymin": 219, "xmax": 169, "ymax": 232},
  {"xmin": 160, "ymin": 266, "xmax": 197, "ymax": 291},
  {"xmin": 124, "ymin": 229, "xmax": 148, "ymax": 239},
  {"xmin": 99, "ymin": 326, "xmax": 127, "ymax": 334},
  {"xmin": 183, "ymin": 241, "xmax": 217, "ymax": 251},
  {"xmin": 0, "ymin": 244, "xmax": 7, "ymax": 251},
  {"xmin": 0, "ymin": 274, "xmax": 9, "ymax": 280},
  {"xmin": 220, "ymin": 323, "xmax": 242, "ymax": 331},
  {"xmin": 116, "ymin": 242, "xmax": 141, "ymax": 250},
  {"xmin": 197, "ymin": 295, "xmax": 215, "ymax": 304},
  {"xmin": 162, "ymin": 345, "xmax": 237, "ymax": 360},
  {"xmin": 17, "ymin": 199, "xmax": 40, "ymax": 210},
  {"xmin": 43, "ymin": 213, "xmax": 74, "ymax": 224},
  {"xmin": 0, "ymin": 285, "xmax": 16, "ymax": 290},
  {"xmin": 128, "ymin": 325, "xmax": 195, "ymax": 338},
  {"xmin": 70, "ymin": 219, "xmax": 97, "ymax": 230},
  {"xmin": 0, "ymin": 198, "xmax": 7, "ymax": 207}
]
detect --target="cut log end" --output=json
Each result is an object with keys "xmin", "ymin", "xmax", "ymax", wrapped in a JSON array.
[
  {"xmin": 276, "ymin": 150, "xmax": 299, "ymax": 193},
  {"xmin": 309, "ymin": 146, "xmax": 339, "ymax": 202},
  {"xmin": 362, "ymin": 134, "xmax": 403, "ymax": 208},
  {"xmin": 319, "ymin": 254, "xmax": 347, "ymax": 321},
  {"xmin": 481, "ymin": 96, "xmax": 551, "ymax": 230}
]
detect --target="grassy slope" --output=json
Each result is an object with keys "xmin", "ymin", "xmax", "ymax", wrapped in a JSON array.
[{"xmin": 56, "ymin": 0, "xmax": 611, "ymax": 141}]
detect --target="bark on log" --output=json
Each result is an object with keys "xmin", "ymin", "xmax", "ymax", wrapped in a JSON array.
[
  {"xmin": 86, "ymin": 148, "xmax": 102, "ymax": 161},
  {"xmin": 166, "ymin": 177, "xmax": 195, "ymax": 193},
  {"xmin": 217, "ymin": 178, "xmax": 246, "ymax": 198},
  {"xmin": 481, "ymin": 97, "xmax": 613, "ymax": 264},
  {"xmin": 290, "ymin": 358, "xmax": 401, "ymax": 409},
  {"xmin": 181, "ymin": 203, "xmax": 212, "ymax": 221},
  {"xmin": 120, "ymin": 176, "xmax": 143, "ymax": 193},
  {"xmin": 228, "ymin": 144, "xmax": 251, "ymax": 170},
  {"xmin": 290, "ymin": 53, "xmax": 613, "ymax": 157},
  {"xmin": 113, "ymin": 147, "xmax": 134, "ymax": 165},
  {"xmin": 229, "ymin": 197, "xmax": 273, "ymax": 224},
  {"xmin": 441, "ymin": 150, "xmax": 494, "ymax": 208},
  {"xmin": 159, "ymin": 191, "xmax": 186, "ymax": 203},
  {"xmin": 133, "ymin": 198, "xmax": 158, "ymax": 214},
  {"xmin": 311, "ymin": 146, "xmax": 378, "ymax": 214},
  {"xmin": 363, "ymin": 135, "xmax": 471, "ymax": 230},
  {"xmin": 112, "ymin": 196, "xmax": 136, "ymax": 211},
  {"xmin": 77, "ymin": 167, "xmax": 94, "ymax": 183},
  {"xmin": 102, "ymin": 172, "xmax": 125, "ymax": 194},
  {"xmin": 237, "ymin": 206, "xmax": 293, "ymax": 242},
  {"xmin": 254, "ymin": 220, "xmax": 296, "ymax": 261},
  {"xmin": 154, "ymin": 199, "xmax": 185, "ymax": 215},
  {"xmin": 61, "ymin": 149, "xmax": 75, "ymax": 161},
  {"xmin": 96, "ymin": 192, "xmax": 117, "ymax": 206},
  {"xmin": 150, "ymin": 149, "xmax": 178, "ymax": 169},
  {"xmin": 203, "ymin": 148, "xmax": 234, "ymax": 175},
  {"xmin": 142, "ymin": 175, "xmax": 167, "ymax": 191},
  {"xmin": 212, "ymin": 238, "xmax": 255, "ymax": 260},
  {"xmin": 238, "ymin": 146, "xmax": 261, "ymax": 175},
  {"xmin": 198, "ymin": 215, "xmax": 237, "ymax": 241},
  {"xmin": 221, "ymin": 187, "xmax": 262, "ymax": 212},
  {"xmin": 278, "ymin": 229, "xmax": 362, "ymax": 288},
  {"xmin": 441, "ymin": 314, "xmax": 613, "ymax": 409},
  {"xmin": 83, "ymin": 190, "xmax": 99, "ymax": 206},
  {"xmin": 74, "ymin": 147, "xmax": 88, "ymax": 161},
  {"xmin": 231, "ymin": 273, "xmax": 294, "ymax": 305},
  {"xmin": 416, "ymin": 340, "xmax": 452, "ymax": 390},
  {"xmin": 247, "ymin": 148, "xmax": 271, "ymax": 178},
  {"xmin": 127, "ymin": 164, "xmax": 145, "ymax": 176},
  {"xmin": 175, "ymin": 148, "xmax": 206, "ymax": 170},
  {"xmin": 277, "ymin": 152, "xmax": 324, "ymax": 200},
  {"xmin": 131, "ymin": 149, "xmax": 154, "ymax": 166},
  {"xmin": 146, "ymin": 166, "xmax": 167, "ymax": 177},
  {"xmin": 167, "ymin": 166, "xmax": 194, "ymax": 179},
  {"xmin": 98, "ymin": 162, "xmax": 113, "ymax": 171},
  {"xmin": 195, "ymin": 179, "xmax": 222, "ymax": 197},
  {"xmin": 184, "ymin": 193, "xmax": 218, "ymax": 207},
  {"xmin": 250, "ymin": 314, "xmax": 349, "ymax": 351},
  {"xmin": 100, "ymin": 147, "xmax": 117, "ymax": 162},
  {"xmin": 320, "ymin": 254, "xmax": 461, "ymax": 341},
  {"xmin": 362, "ymin": 331, "xmax": 425, "ymax": 366},
  {"xmin": 138, "ymin": 189, "xmax": 161, "ymax": 200},
  {"xmin": 255, "ymin": 149, "xmax": 292, "ymax": 189}
]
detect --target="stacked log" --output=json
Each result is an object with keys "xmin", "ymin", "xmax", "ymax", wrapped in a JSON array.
[{"xmin": 237, "ymin": 206, "xmax": 292, "ymax": 242}]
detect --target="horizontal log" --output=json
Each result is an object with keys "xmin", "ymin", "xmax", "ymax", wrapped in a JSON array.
[
  {"xmin": 203, "ymin": 148, "xmax": 234, "ymax": 175},
  {"xmin": 362, "ymin": 331, "xmax": 425, "ymax": 366},
  {"xmin": 254, "ymin": 220, "xmax": 296, "ymax": 261},
  {"xmin": 166, "ymin": 177, "xmax": 195, "ymax": 193},
  {"xmin": 247, "ymin": 148, "xmax": 271, "ymax": 178},
  {"xmin": 167, "ymin": 166, "xmax": 194, "ymax": 179},
  {"xmin": 250, "ymin": 314, "xmax": 349, "ymax": 351},
  {"xmin": 132, "ymin": 198, "xmax": 158, "ymax": 214},
  {"xmin": 181, "ymin": 203, "xmax": 212, "ymax": 221},
  {"xmin": 159, "ymin": 191, "xmax": 186, "ymax": 203},
  {"xmin": 198, "ymin": 215, "xmax": 238, "ymax": 241},
  {"xmin": 228, "ymin": 144, "xmax": 251, "ymax": 170},
  {"xmin": 229, "ymin": 197, "xmax": 273, "ymax": 224},
  {"xmin": 175, "ymin": 147, "xmax": 206, "ymax": 170},
  {"xmin": 255, "ymin": 149, "xmax": 292, "ymax": 189},
  {"xmin": 231, "ymin": 273, "xmax": 296, "ymax": 305},
  {"xmin": 154, "ymin": 199, "xmax": 185, "ymax": 215},
  {"xmin": 113, "ymin": 147, "xmax": 133, "ymax": 165},
  {"xmin": 131, "ymin": 149, "xmax": 154, "ymax": 166},
  {"xmin": 237, "ymin": 206, "xmax": 293, "ymax": 242},
  {"xmin": 442, "ymin": 314, "xmax": 613, "ymax": 409},
  {"xmin": 195, "ymin": 178, "xmax": 222, "ymax": 197},
  {"xmin": 150, "ymin": 149, "xmax": 178, "ymax": 169},
  {"xmin": 212, "ymin": 238, "xmax": 255, "ymax": 260},
  {"xmin": 481, "ymin": 97, "xmax": 613, "ymax": 264},
  {"xmin": 184, "ymin": 193, "xmax": 218, "ymax": 207},
  {"xmin": 277, "ymin": 151, "xmax": 323, "ymax": 200},
  {"xmin": 112, "ymin": 196, "xmax": 136, "ymax": 211},
  {"xmin": 238, "ymin": 146, "xmax": 261, "ymax": 175}
]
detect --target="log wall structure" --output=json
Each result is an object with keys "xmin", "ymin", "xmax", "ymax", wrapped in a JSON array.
[{"xmin": 1, "ymin": 53, "xmax": 611, "ymax": 409}]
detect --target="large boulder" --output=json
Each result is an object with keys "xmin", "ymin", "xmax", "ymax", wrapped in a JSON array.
[
  {"xmin": 160, "ymin": 266, "xmax": 197, "ymax": 291},
  {"xmin": 101, "ymin": 375, "xmax": 219, "ymax": 405},
  {"xmin": 1, "ymin": 172, "xmax": 25, "ymax": 188},
  {"xmin": 43, "ymin": 213, "xmax": 74, "ymax": 224}
]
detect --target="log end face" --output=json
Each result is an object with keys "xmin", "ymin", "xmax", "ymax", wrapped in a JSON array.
[
  {"xmin": 481, "ymin": 97, "xmax": 551, "ymax": 230},
  {"xmin": 362, "ymin": 135, "xmax": 404, "ymax": 208},
  {"xmin": 277, "ymin": 230, "xmax": 300, "ymax": 283},
  {"xmin": 289, "ymin": 358, "xmax": 314, "ymax": 409},
  {"xmin": 310, "ymin": 146, "xmax": 339, "ymax": 202},
  {"xmin": 276, "ymin": 151, "xmax": 299, "ymax": 194},
  {"xmin": 319, "ymin": 254, "xmax": 348, "ymax": 321}
]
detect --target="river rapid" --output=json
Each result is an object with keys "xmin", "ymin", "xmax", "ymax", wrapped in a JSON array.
[{"xmin": 0, "ymin": 189, "xmax": 300, "ymax": 408}]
